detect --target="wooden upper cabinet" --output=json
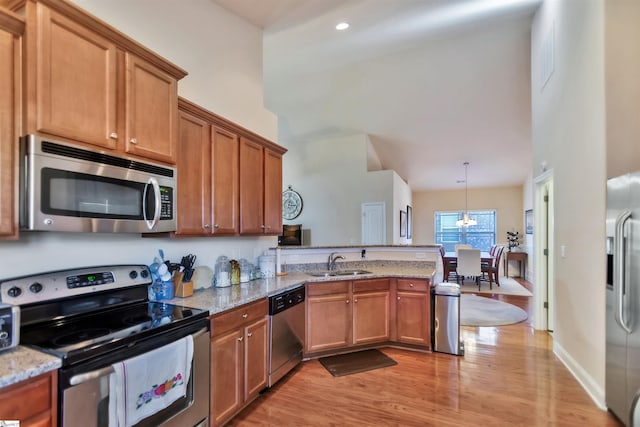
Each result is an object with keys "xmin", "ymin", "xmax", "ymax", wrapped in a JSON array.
[
  {"xmin": 0, "ymin": 9, "xmax": 23, "ymax": 240},
  {"xmin": 24, "ymin": 0, "xmax": 186, "ymax": 163},
  {"xmin": 264, "ymin": 148, "xmax": 283, "ymax": 235},
  {"xmin": 239, "ymin": 137, "xmax": 265, "ymax": 234},
  {"xmin": 124, "ymin": 53, "xmax": 178, "ymax": 163},
  {"xmin": 211, "ymin": 126, "xmax": 239, "ymax": 235},
  {"xmin": 176, "ymin": 110, "xmax": 210, "ymax": 235}
]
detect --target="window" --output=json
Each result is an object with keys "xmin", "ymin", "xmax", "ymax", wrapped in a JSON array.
[{"xmin": 435, "ymin": 210, "xmax": 496, "ymax": 252}]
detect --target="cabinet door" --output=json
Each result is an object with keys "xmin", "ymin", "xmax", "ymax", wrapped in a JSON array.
[
  {"xmin": 0, "ymin": 22, "xmax": 19, "ymax": 239},
  {"xmin": 244, "ymin": 317, "xmax": 268, "ymax": 401},
  {"xmin": 306, "ymin": 293, "xmax": 351, "ymax": 353},
  {"xmin": 212, "ymin": 126, "xmax": 239, "ymax": 235},
  {"xmin": 263, "ymin": 147, "xmax": 282, "ymax": 235},
  {"xmin": 396, "ymin": 291, "xmax": 430, "ymax": 346},
  {"xmin": 125, "ymin": 53, "xmax": 177, "ymax": 163},
  {"xmin": 176, "ymin": 111, "xmax": 211, "ymax": 235},
  {"xmin": 353, "ymin": 291, "xmax": 390, "ymax": 345},
  {"xmin": 0, "ymin": 372, "xmax": 55, "ymax": 427},
  {"xmin": 239, "ymin": 137, "xmax": 264, "ymax": 234},
  {"xmin": 34, "ymin": 5, "xmax": 117, "ymax": 149},
  {"xmin": 211, "ymin": 330, "xmax": 244, "ymax": 427}
]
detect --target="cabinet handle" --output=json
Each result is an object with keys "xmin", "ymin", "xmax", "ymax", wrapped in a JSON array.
[
  {"xmin": 346, "ymin": 299, "xmax": 350, "ymax": 304},
  {"xmin": 203, "ymin": 224, "xmax": 211, "ymax": 229},
  {"xmin": 409, "ymin": 283, "xmax": 414, "ymax": 287},
  {"xmin": 247, "ymin": 332, "xmax": 253, "ymax": 337},
  {"xmin": 109, "ymin": 132, "xmax": 118, "ymax": 139},
  {"xmin": 397, "ymin": 296, "xmax": 401, "ymax": 301},
  {"xmin": 130, "ymin": 138, "xmax": 137, "ymax": 144},
  {"xmin": 354, "ymin": 298, "xmax": 358, "ymax": 303},
  {"xmin": 242, "ymin": 313, "xmax": 248, "ymax": 318},
  {"xmin": 214, "ymin": 224, "xmax": 220, "ymax": 228},
  {"xmin": 238, "ymin": 336, "xmax": 243, "ymax": 342}
]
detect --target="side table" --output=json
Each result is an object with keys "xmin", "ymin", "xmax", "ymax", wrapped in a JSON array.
[{"xmin": 504, "ymin": 251, "xmax": 527, "ymax": 279}]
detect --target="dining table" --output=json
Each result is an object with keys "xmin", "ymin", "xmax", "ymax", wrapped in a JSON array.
[{"xmin": 442, "ymin": 251, "xmax": 496, "ymax": 284}]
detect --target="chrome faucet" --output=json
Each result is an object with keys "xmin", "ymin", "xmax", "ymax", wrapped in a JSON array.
[{"xmin": 327, "ymin": 252, "xmax": 345, "ymax": 271}]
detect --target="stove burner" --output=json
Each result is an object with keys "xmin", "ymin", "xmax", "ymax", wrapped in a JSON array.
[
  {"xmin": 52, "ymin": 328, "xmax": 111, "ymax": 347},
  {"xmin": 122, "ymin": 313, "xmax": 153, "ymax": 326}
]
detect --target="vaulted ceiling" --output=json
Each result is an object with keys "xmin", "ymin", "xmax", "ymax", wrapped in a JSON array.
[{"xmin": 211, "ymin": 0, "xmax": 541, "ymax": 191}]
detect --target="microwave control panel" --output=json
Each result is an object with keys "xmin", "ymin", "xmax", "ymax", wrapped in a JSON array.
[{"xmin": 160, "ymin": 186, "xmax": 173, "ymax": 220}]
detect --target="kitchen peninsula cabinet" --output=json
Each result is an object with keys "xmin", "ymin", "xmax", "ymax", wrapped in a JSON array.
[
  {"xmin": 305, "ymin": 279, "xmax": 391, "ymax": 354},
  {"xmin": 0, "ymin": 9, "xmax": 22, "ymax": 239},
  {"xmin": 210, "ymin": 299, "xmax": 268, "ymax": 427},
  {"xmin": 395, "ymin": 278, "xmax": 431, "ymax": 346},
  {"xmin": 0, "ymin": 371, "xmax": 57, "ymax": 427},
  {"xmin": 21, "ymin": 0, "xmax": 185, "ymax": 163},
  {"xmin": 239, "ymin": 137, "xmax": 282, "ymax": 235}
]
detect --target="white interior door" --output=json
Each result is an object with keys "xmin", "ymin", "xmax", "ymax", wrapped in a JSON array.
[
  {"xmin": 534, "ymin": 170, "xmax": 555, "ymax": 332},
  {"xmin": 362, "ymin": 202, "xmax": 386, "ymax": 245}
]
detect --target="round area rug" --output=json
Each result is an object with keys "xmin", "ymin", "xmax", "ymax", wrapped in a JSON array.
[{"xmin": 460, "ymin": 294, "xmax": 528, "ymax": 326}]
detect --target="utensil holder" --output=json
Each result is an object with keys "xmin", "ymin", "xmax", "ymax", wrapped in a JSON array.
[{"xmin": 173, "ymin": 272, "xmax": 194, "ymax": 298}]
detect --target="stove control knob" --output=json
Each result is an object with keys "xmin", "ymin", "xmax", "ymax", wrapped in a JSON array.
[
  {"xmin": 29, "ymin": 282, "xmax": 43, "ymax": 293},
  {"xmin": 7, "ymin": 286, "xmax": 22, "ymax": 298},
  {"xmin": 140, "ymin": 269, "xmax": 149, "ymax": 279},
  {"xmin": 129, "ymin": 270, "xmax": 138, "ymax": 279}
]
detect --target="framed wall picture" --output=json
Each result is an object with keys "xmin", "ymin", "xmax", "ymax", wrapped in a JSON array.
[
  {"xmin": 407, "ymin": 205, "xmax": 412, "ymax": 239},
  {"xmin": 525, "ymin": 209, "xmax": 533, "ymax": 234},
  {"xmin": 400, "ymin": 210, "xmax": 407, "ymax": 237}
]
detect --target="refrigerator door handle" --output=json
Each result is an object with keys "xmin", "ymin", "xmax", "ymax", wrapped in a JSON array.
[{"xmin": 615, "ymin": 209, "xmax": 633, "ymax": 333}]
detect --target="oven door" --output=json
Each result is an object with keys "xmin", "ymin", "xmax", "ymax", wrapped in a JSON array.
[
  {"xmin": 21, "ymin": 135, "xmax": 176, "ymax": 233},
  {"xmin": 61, "ymin": 327, "xmax": 209, "ymax": 427}
]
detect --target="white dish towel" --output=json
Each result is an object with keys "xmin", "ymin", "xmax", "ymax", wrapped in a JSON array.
[{"xmin": 108, "ymin": 335, "xmax": 194, "ymax": 427}]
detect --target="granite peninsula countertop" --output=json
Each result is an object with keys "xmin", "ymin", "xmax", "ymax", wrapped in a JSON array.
[
  {"xmin": 0, "ymin": 346, "xmax": 62, "ymax": 388},
  {"xmin": 0, "ymin": 263, "xmax": 435, "ymax": 390},
  {"xmin": 167, "ymin": 265, "xmax": 436, "ymax": 315}
]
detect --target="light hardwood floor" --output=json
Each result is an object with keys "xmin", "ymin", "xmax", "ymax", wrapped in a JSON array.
[{"xmin": 228, "ymin": 278, "xmax": 621, "ymax": 426}]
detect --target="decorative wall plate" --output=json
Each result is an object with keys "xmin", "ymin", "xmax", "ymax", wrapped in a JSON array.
[{"xmin": 282, "ymin": 185, "xmax": 303, "ymax": 220}]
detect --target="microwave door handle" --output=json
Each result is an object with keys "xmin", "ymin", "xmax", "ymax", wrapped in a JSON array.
[
  {"xmin": 615, "ymin": 209, "xmax": 633, "ymax": 333},
  {"xmin": 143, "ymin": 178, "xmax": 161, "ymax": 231}
]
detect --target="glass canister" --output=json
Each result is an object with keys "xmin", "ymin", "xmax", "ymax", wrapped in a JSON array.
[
  {"xmin": 230, "ymin": 259, "xmax": 240, "ymax": 285},
  {"xmin": 215, "ymin": 256, "xmax": 231, "ymax": 287},
  {"xmin": 239, "ymin": 259, "xmax": 251, "ymax": 283}
]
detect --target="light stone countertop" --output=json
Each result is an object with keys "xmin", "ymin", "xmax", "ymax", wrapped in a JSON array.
[
  {"xmin": 168, "ymin": 265, "xmax": 436, "ymax": 315},
  {"xmin": 0, "ymin": 264, "xmax": 435, "ymax": 390},
  {"xmin": 0, "ymin": 346, "xmax": 62, "ymax": 389}
]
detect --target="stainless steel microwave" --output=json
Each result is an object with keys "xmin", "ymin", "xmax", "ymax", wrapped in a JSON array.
[{"xmin": 20, "ymin": 135, "xmax": 176, "ymax": 233}]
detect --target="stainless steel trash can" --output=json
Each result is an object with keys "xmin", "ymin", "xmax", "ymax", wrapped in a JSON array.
[{"xmin": 431, "ymin": 282, "xmax": 464, "ymax": 356}]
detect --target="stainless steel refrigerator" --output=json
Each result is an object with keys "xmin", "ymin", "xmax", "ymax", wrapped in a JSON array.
[{"xmin": 606, "ymin": 172, "xmax": 640, "ymax": 426}]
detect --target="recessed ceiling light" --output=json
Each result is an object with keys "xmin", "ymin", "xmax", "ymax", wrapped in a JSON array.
[{"xmin": 335, "ymin": 22, "xmax": 349, "ymax": 31}]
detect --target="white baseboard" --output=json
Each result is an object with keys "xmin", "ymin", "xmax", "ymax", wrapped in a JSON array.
[{"xmin": 553, "ymin": 341, "xmax": 606, "ymax": 410}]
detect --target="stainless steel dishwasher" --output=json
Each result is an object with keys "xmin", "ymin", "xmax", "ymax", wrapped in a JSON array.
[{"xmin": 268, "ymin": 285, "xmax": 305, "ymax": 387}]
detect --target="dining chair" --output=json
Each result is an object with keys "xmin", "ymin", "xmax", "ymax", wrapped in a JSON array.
[
  {"xmin": 455, "ymin": 244, "xmax": 472, "ymax": 254},
  {"xmin": 456, "ymin": 249, "xmax": 481, "ymax": 289},
  {"xmin": 440, "ymin": 246, "xmax": 456, "ymax": 282},
  {"xmin": 481, "ymin": 245, "xmax": 505, "ymax": 289}
]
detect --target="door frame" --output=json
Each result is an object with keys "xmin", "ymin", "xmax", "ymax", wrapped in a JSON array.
[{"xmin": 534, "ymin": 169, "xmax": 555, "ymax": 331}]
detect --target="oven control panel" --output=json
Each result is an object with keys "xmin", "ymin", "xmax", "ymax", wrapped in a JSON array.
[{"xmin": 0, "ymin": 265, "xmax": 151, "ymax": 305}]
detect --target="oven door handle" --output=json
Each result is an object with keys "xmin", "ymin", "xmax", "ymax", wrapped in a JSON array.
[
  {"xmin": 68, "ymin": 327, "xmax": 208, "ymax": 386},
  {"xmin": 69, "ymin": 365, "xmax": 115, "ymax": 386}
]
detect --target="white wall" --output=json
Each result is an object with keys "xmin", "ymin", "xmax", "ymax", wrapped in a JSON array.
[
  {"xmin": 393, "ymin": 173, "xmax": 413, "ymax": 245},
  {"xmin": 531, "ymin": 0, "xmax": 606, "ymax": 407},
  {"xmin": 282, "ymin": 133, "xmax": 409, "ymax": 246},
  {"xmin": 0, "ymin": 0, "xmax": 279, "ymax": 279}
]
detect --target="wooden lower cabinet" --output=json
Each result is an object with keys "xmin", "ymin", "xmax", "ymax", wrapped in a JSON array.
[
  {"xmin": 306, "ymin": 279, "xmax": 391, "ymax": 354},
  {"xmin": 395, "ymin": 278, "xmax": 431, "ymax": 346},
  {"xmin": 210, "ymin": 299, "xmax": 268, "ymax": 427},
  {"xmin": 0, "ymin": 371, "xmax": 57, "ymax": 427}
]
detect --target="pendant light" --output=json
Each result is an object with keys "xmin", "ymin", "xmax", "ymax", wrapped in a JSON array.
[{"xmin": 456, "ymin": 162, "xmax": 477, "ymax": 227}]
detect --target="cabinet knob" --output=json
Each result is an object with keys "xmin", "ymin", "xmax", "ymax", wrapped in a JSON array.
[
  {"xmin": 242, "ymin": 313, "xmax": 248, "ymax": 318},
  {"xmin": 109, "ymin": 132, "xmax": 118, "ymax": 139},
  {"xmin": 203, "ymin": 224, "xmax": 210, "ymax": 229},
  {"xmin": 397, "ymin": 296, "xmax": 401, "ymax": 301},
  {"xmin": 238, "ymin": 336, "xmax": 243, "ymax": 342},
  {"xmin": 260, "ymin": 225, "xmax": 266, "ymax": 229},
  {"xmin": 247, "ymin": 332, "xmax": 253, "ymax": 337},
  {"xmin": 354, "ymin": 298, "xmax": 358, "ymax": 303},
  {"xmin": 130, "ymin": 138, "xmax": 137, "ymax": 144},
  {"xmin": 409, "ymin": 283, "xmax": 414, "ymax": 287},
  {"xmin": 346, "ymin": 299, "xmax": 350, "ymax": 304},
  {"xmin": 214, "ymin": 224, "xmax": 220, "ymax": 228}
]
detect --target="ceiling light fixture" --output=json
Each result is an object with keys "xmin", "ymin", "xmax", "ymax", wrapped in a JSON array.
[
  {"xmin": 456, "ymin": 162, "xmax": 477, "ymax": 227},
  {"xmin": 335, "ymin": 22, "xmax": 350, "ymax": 30}
]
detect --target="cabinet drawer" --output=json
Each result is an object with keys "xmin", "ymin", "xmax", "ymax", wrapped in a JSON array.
[
  {"xmin": 397, "ymin": 278, "xmax": 430, "ymax": 292},
  {"xmin": 353, "ymin": 278, "xmax": 389, "ymax": 293},
  {"xmin": 306, "ymin": 280, "xmax": 350, "ymax": 296},
  {"xmin": 0, "ymin": 373, "xmax": 52, "ymax": 421},
  {"xmin": 211, "ymin": 298, "xmax": 267, "ymax": 337}
]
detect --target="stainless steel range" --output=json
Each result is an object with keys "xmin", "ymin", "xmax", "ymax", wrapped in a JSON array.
[{"xmin": 0, "ymin": 265, "xmax": 210, "ymax": 427}]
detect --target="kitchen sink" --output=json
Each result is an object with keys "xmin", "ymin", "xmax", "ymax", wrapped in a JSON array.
[
  {"xmin": 333, "ymin": 269, "xmax": 372, "ymax": 276},
  {"xmin": 305, "ymin": 269, "xmax": 373, "ymax": 277}
]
